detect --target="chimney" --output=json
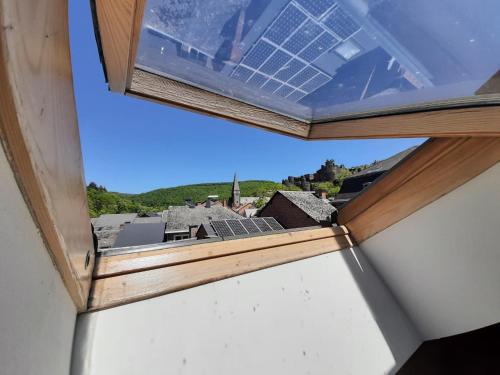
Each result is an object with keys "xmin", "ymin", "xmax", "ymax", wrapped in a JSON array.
[
  {"xmin": 206, "ymin": 198, "xmax": 212, "ymax": 208},
  {"xmin": 185, "ymin": 197, "xmax": 195, "ymax": 208},
  {"xmin": 315, "ymin": 189, "xmax": 327, "ymax": 200},
  {"xmin": 223, "ymin": 199, "xmax": 227, "ymax": 207}
]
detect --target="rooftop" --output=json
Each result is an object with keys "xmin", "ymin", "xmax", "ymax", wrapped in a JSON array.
[
  {"xmin": 164, "ymin": 205, "xmax": 242, "ymax": 232},
  {"xmin": 278, "ymin": 190, "xmax": 336, "ymax": 223},
  {"xmin": 349, "ymin": 146, "xmax": 418, "ymax": 178}
]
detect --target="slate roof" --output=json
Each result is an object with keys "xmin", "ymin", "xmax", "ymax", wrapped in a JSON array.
[
  {"xmin": 239, "ymin": 197, "xmax": 259, "ymax": 205},
  {"xmin": 278, "ymin": 191, "xmax": 336, "ymax": 223},
  {"xmin": 350, "ymin": 146, "xmax": 418, "ymax": 177},
  {"xmin": 338, "ymin": 146, "xmax": 418, "ymax": 195},
  {"xmin": 163, "ymin": 205, "xmax": 242, "ymax": 232},
  {"xmin": 92, "ymin": 213, "xmax": 137, "ymax": 229},
  {"xmin": 133, "ymin": 216, "xmax": 163, "ymax": 224}
]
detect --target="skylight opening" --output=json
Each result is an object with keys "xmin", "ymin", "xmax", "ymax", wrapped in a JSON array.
[{"xmin": 135, "ymin": 0, "xmax": 500, "ymax": 123}]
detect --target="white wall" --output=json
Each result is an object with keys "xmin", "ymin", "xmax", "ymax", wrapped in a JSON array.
[
  {"xmin": 360, "ymin": 163, "xmax": 500, "ymax": 340},
  {"xmin": 73, "ymin": 247, "xmax": 421, "ymax": 375},
  {"xmin": 0, "ymin": 146, "xmax": 77, "ymax": 375}
]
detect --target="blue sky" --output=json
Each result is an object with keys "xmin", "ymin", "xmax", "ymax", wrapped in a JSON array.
[{"xmin": 69, "ymin": 1, "xmax": 423, "ymax": 194}]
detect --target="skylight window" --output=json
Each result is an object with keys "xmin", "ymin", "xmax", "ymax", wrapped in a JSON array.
[
  {"xmin": 334, "ymin": 40, "xmax": 361, "ymax": 60},
  {"xmin": 133, "ymin": 0, "xmax": 500, "ymax": 123}
]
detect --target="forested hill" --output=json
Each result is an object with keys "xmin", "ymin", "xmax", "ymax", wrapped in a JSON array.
[{"xmin": 87, "ymin": 181, "xmax": 300, "ymax": 218}]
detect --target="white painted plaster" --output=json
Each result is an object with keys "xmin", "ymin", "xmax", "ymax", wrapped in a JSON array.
[
  {"xmin": 360, "ymin": 163, "xmax": 500, "ymax": 340},
  {"xmin": 0, "ymin": 146, "xmax": 77, "ymax": 375},
  {"xmin": 73, "ymin": 247, "xmax": 420, "ymax": 375}
]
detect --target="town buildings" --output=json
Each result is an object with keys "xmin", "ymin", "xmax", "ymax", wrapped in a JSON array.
[{"xmin": 259, "ymin": 190, "xmax": 337, "ymax": 229}]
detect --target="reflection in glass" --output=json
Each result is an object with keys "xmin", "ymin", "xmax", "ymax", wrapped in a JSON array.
[{"xmin": 136, "ymin": 0, "xmax": 500, "ymax": 122}]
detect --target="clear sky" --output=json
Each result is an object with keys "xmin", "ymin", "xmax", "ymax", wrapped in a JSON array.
[{"xmin": 69, "ymin": 1, "xmax": 424, "ymax": 194}]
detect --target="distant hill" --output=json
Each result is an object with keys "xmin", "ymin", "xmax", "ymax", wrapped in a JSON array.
[{"xmin": 87, "ymin": 180, "xmax": 300, "ymax": 218}]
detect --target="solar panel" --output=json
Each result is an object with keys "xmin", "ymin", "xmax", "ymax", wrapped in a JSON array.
[
  {"xmin": 227, "ymin": 220, "xmax": 248, "ymax": 236},
  {"xmin": 322, "ymin": 6, "xmax": 360, "ymax": 40},
  {"xmin": 242, "ymin": 40, "xmax": 275, "ymax": 69},
  {"xmin": 262, "ymin": 79, "xmax": 281, "ymax": 93},
  {"xmin": 211, "ymin": 220, "xmax": 234, "ymax": 237},
  {"xmin": 301, "ymin": 73, "xmax": 331, "ymax": 92},
  {"xmin": 295, "ymin": 0, "xmax": 337, "ymax": 18},
  {"xmin": 274, "ymin": 85, "xmax": 293, "ymax": 97},
  {"xmin": 247, "ymin": 72, "xmax": 267, "ymax": 87},
  {"xmin": 231, "ymin": 66, "xmax": 253, "ymax": 82},
  {"xmin": 287, "ymin": 90, "xmax": 306, "ymax": 102},
  {"xmin": 275, "ymin": 84, "xmax": 294, "ymax": 97},
  {"xmin": 288, "ymin": 66, "xmax": 318, "ymax": 87},
  {"xmin": 240, "ymin": 219, "xmax": 261, "ymax": 234},
  {"xmin": 253, "ymin": 217, "xmax": 273, "ymax": 232},
  {"xmin": 282, "ymin": 20, "xmax": 323, "ymax": 55},
  {"xmin": 260, "ymin": 49, "xmax": 292, "ymax": 75},
  {"xmin": 299, "ymin": 32, "xmax": 338, "ymax": 62},
  {"xmin": 264, "ymin": 4, "xmax": 307, "ymax": 45},
  {"xmin": 263, "ymin": 217, "xmax": 284, "ymax": 231},
  {"xmin": 274, "ymin": 59, "xmax": 306, "ymax": 81}
]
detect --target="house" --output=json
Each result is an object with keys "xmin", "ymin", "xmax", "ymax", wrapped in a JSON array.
[
  {"xmin": 259, "ymin": 191, "xmax": 337, "ymax": 229},
  {"xmin": 333, "ymin": 146, "xmax": 418, "ymax": 208},
  {"xmin": 163, "ymin": 205, "xmax": 242, "ymax": 241},
  {"xmin": 196, "ymin": 217, "xmax": 284, "ymax": 240}
]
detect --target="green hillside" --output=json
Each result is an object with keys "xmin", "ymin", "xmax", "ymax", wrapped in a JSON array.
[{"xmin": 87, "ymin": 180, "xmax": 300, "ymax": 218}]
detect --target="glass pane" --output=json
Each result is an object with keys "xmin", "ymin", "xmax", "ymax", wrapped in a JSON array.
[{"xmin": 136, "ymin": 0, "xmax": 500, "ymax": 122}]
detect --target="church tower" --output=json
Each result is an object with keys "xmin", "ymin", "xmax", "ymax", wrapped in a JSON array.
[{"xmin": 231, "ymin": 173, "xmax": 240, "ymax": 208}]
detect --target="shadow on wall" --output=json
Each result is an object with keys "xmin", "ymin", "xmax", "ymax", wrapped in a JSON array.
[
  {"xmin": 340, "ymin": 247, "xmax": 422, "ymax": 374},
  {"xmin": 398, "ymin": 322, "xmax": 500, "ymax": 374}
]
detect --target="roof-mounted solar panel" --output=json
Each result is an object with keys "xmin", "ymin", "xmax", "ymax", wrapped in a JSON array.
[
  {"xmin": 295, "ymin": 0, "xmax": 337, "ymax": 18},
  {"xmin": 288, "ymin": 66, "xmax": 318, "ymax": 87},
  {"xmin": 231, "ymin": 66, "xmax": 253, "ymax": 82},
  {"xmin": 240, "ymin": 219, "xmax": 261, "ymax": 234},
  {"xmin": 264, "ymin": 4, "xmax": 307, "ymax": 45},
  {"xmin": 242, "ymin": 40, "xmax": 275, "ymax": 69},
  {"xmin": 263, "ymin": 217, "xmax": 284, "ymax": 231},
  {"xmin": 247, "ymin": 73, "xmax": 268, "ymax": 87},
  {"xmin": 287, "ymin": 90, "xmax": 307, "ymax": 102},
  {"xmin": 227, "ymin": 220, "xmax": 248, "ymax": 236},
  {"xmin": 211, "ymin": 221, "xmax": 234, "ymax": 237},
  {"xmin": 301, "ymin": 73, "xmax": 331, "ymax": 93},
  {"xmin": 323, "ymin": 6, "xmax": 360, "ymax": 40},
  {"xmin": 260, "ymin": 49, "xmax": 292, "ymax": 75},
  {"xmin": 282, "ymin": 20, "xmax": 323, "ymax": 55},
  {"xmin": 253, "ymin": 218, "xmax": 273, "ymax": 232},
  {"xmin": 299, "ymin": 32, "xmax": 338, "ymax": 62},
  {"xmin": 274, "ymin": 59, "xmax": 306, "ymax": 81},
  {"xmin": 262, "ymin": 79, "xmax": 282, "ymax": 93},
  {"xmin": 275, "ymin": 84, "xmax": 294, "ymax": 97}
]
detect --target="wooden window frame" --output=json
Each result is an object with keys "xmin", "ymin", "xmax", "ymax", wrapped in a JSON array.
[
  {"xmin": 0, "ymin": 0, "xmax": 94, "ymax": 310},
  {"xmin": 1, "ymin": 0, "xmax": 497, "ymax": 313},
  {"xmin": 93, "ymin": 0, "xmax": 500, "ymax": 139},
  {"xmin": 89, "ymin": 227, "xmax": 352, "ymax": 310},
  {"xmin": 337, "ymin": 137, "xmax": 500, "ymax": 243}
]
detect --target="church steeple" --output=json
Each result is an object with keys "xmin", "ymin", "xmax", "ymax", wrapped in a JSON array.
[{"xmin": 231, "ymin": 173, "xmax": 240, "ymax": 208}]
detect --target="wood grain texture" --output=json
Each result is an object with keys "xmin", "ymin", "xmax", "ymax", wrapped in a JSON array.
[
  {"xmin": 339, "ymin": 138, "xmax": 500, "ymax": 243},
  {"xmin": 95, "ymin": 0, "xmax": 136, "ymax": 92},
  {"xmin": 95, "ymin": 227, "xmax": 347, "ymax": 278},
  {"xmin": 89, "ymin": 234, "xmax": 352, "ymax": 310},
  {"xmin": 0, "ymin": 0, "xmax": 94, "ymax": 310},
  {"xmin": 128, "ymin": 69, "xmax": 310, "ymax": 138},
  {"xmin": 125, "ymin": 0, "xmax": 145, "ymax": 88},
  {"xmin": 309, "ymin": 106, "xmax": 500, "ymax": 139}
]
